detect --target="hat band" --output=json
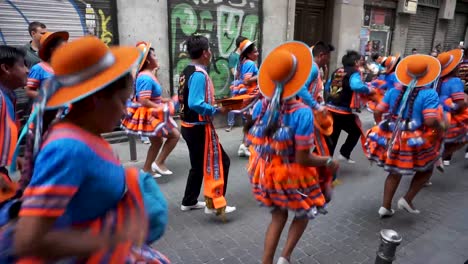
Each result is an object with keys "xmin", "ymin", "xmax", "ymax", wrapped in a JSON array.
[
  {"xmin": 442, "ymin": 55, "xmax": 454, "ymax": 69},
  {"xmin": 407, "ymin": 67, "xmax": 428, "ymax": 79},
  {"xmin": 55, "ymin": 51, "xmax": 116, "ymax": 87},
  {"xmin": 282, "ymin": 54, "xmax": 298, "ymax": 84}
]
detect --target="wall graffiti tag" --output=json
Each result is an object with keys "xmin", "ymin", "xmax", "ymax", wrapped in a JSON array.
[
  {"xmin": 168, "ymin": 0, "xmax": 262, "ymax": 99},
  {"xmin": 0, "ymin": 0, "xmax": 118, "ymax": 47}
]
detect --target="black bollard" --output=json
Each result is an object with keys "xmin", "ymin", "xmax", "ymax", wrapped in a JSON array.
[{"xmin": 375, "ymin": 229, "xmax": 402, "ymax": 264}]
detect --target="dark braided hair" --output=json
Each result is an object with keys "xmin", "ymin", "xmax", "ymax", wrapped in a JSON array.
[
  {"xmin": 406, "ymin": 86, "xmax": 424, "ymax": 119},
  {"xmin": 391, "ymin": 86, "xmax": 423, "ymax": 120}
]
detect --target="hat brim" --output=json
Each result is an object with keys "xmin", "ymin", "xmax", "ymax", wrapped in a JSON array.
[
  {"xmin": 386, "ymin": 54, "xmax": 400, "ymax": 73},
  {"xmin": 39, "ymin": 31, "xmax": 69, "ymax": 61},
  {"xmin": 46, "ymin": 46, "xmax": 141, "ymax": 109},
  {"xmin": 240, "ymin": 40, "xmax": 256, "ymax": 54},
  {"xmin": 258, "ymin": 41, "xmax": 312, "ymax": 100},
  {"xmin": 138, "ymin": 42, "xmax": 152, "ymax": 71},
  {"xmin": 440, "ymin": 49, "xmax": 463, "ymax": 77},
  {"xmin": 395, "ymin": 54, "xmax": 441, "ymax": 87}
]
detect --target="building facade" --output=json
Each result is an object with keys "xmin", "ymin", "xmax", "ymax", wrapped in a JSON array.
[{"xmin": 1, "ymin": 0, "xmax": 467, "ymax": 96}]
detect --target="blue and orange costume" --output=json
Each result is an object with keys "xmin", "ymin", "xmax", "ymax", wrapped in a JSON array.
[
  {"xmin": 26, "ymin": 62, "xmax": 54, "ymax": 92},
  {"xmin": 122, "ymin": 71, "xmax": 177, "ymax": 137},
  {"xmin": 436, "ymin": 49, "xmax": 468, "ymax": 146},
  {"xmin": 0, "ymin": 87, "xmax": 19, "ymax": 202},
  {"xmin": 366, "ymin": 83, "xmax": 443, "ymax": 175},
  {"xmin": 246, "ymin": 99, "xmax": 328, "ymax": 218},
  {"xmin": 1, "ymin": 123, "xmax": 170, "ymax": 263},
  {"xmin": 179, "ymin": 64, "xmax": 231, "ymax": 215}
]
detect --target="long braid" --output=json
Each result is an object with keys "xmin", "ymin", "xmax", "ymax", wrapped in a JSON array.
[
  {"xmin": 391, "ymin": 87, "xmax": 407, "ymax": 116},
  {"xmin": 407, "ymin": 86, "xmax": 423, "ymax": 120}
]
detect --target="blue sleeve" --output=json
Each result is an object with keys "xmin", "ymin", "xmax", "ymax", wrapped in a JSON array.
[
  {"xmin": 228, "ymin": 53, "xmax": 238, "ymax": 69},
  {"xmin": 297, "ymin": 87, "xmax": 318, "ymax": 109},
  {"xmin": 450, "ymin": 78, "xmax": 464, "ymax": 94},
  {"xmin": 251, "ymin": 100, "xmax": 263, "ymax": 120},
  {"xmin": 350, "ymin": 72, "xmax": 370, "ymax": 94},
  {"xmin": 242, "ymin": 60, "xmax": 259, "ymax": 76},
  {"xmin": 292, "ymin": 107, "xmax": 314, "ymax": 150},
  {"xmin": 299, "ymin": 66, "xmax": 320, "ymax": 108},
  {"xmin": 26, "ymin": 64, "xmax": 44, "ymax": 90},
  {"xmin": 188, "ymin": 72, "xmax": 217, "ymax": 116},
  {"xmin": 20, "ymin": 139, "xmax": 87, "ymax": 217},
  {"xmin": 136, "ymin": 75, "xmax": 154, "ymax": 99}
]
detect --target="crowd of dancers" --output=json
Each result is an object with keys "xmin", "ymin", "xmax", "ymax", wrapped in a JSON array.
[{"xmin": 0, "ymin": 20, "xmax": 466, "ymax": 264}]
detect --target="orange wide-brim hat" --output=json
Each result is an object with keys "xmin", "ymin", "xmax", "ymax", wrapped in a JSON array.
[
  {"xmin": 384, "ymin": 54, "xmax": 400, "ymax": 73},
  {"xmin": 313, "ymin": 110, "xmax": 333, "ymax": 136},
  {"xmin": 39, "ymin": 31, "xmax": 69, "ymax": 61},
  {"xmin": 136, "ymin": 41, "xmax": 152, "ymax": 71},
  {"xmin": 258, "ymin": 41, "xmax": 312, "ymax": 100},
  {"xmin": 395, "ymin": 54, "xmax": 441, "ymax": 87},
  {"xmin": 239, "ymin": 39, "xmax": 255, "ymax": 54},
  {"xmin": 437, "ymin": 49, "xmax": 463, "ymax": 77},
  {"xmin": 46, "ymin": 36, "xmax": 142, "ymax": 109}
]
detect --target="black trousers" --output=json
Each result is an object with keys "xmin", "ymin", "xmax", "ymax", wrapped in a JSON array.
[
  {"xmin": 327, "ymin": 111, "xmax": 362, "ymax": 159},
  {"xmin": 181, "ymin": 125, "xmax": 230, "ymax": 206}
]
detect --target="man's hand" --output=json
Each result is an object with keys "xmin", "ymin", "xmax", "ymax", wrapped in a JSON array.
[{"xmin": 217, "ymin": 106, "xmax": 229, "ymax": 114}]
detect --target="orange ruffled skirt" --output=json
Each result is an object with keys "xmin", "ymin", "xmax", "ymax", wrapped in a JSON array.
[
  {"xmin": 444, "ymin": 108, "xmax": 468, "ymax": 144},
  {"xmin": 122, "ymin": 102, "xmax": 177, "ymax": 137},
  {"xmin": 366, "ymin": 125, "xmax": 442, "ymax": 175},
  {"xmin": 248, "ymin": 151, "xmax": 326, "ymax": 219}
]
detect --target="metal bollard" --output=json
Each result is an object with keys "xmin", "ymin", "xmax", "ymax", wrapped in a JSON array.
[
  {"xmin": 375, "ymin": 229, "xmax": 402, "ymax": 264},
  {"xmin": 128, "ymin": 135, "xmax": 137, "ymax": 161}
]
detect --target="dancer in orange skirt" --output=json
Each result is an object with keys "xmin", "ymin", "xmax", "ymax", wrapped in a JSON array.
[
  {"xmin": 366, "ymin": 54, "xmax": 444, "ymax": 217},
  {"xmin": 122, "ymin": 42, "xmax": 179, "ymax": 178},
  {"xmin": 245, "ymin": 41, "xmax": 339, "ymax": 264},
  {"xmin": 435, "ymin": 49, "xmax": 467, "ymax": 165}
]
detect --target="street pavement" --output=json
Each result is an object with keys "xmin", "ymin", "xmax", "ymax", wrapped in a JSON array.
[{"xmin": 115, "ymin": 111, "xmax": 468, "ymax": 264}]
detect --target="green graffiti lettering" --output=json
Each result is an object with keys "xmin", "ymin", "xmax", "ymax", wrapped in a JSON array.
[
  {"xmin": 217, "ymin": 5, "xmax": 244, "ymax": 57},
  {"xmin": 241, "ymin": 14, "xmax": 259, "ymax": 41},
  {"xmin": 209, "ymin": 59, "xmax": 231, "ymax": 99},
  {"xmin": 200, "ymin": 10, "xmax": 214, "ymax": 31},
  {"xmin": 171, "ymin": 4, "xmax": 198, "ymax": 58}
]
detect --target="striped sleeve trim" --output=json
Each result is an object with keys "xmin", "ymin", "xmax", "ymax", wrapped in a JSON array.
[
  {"xmin": 138, "ymin": 91, "xmax": 152, "ymax": 99},
  {"xmin": 452, "ymin": 92, "xmax": 465, "ymax": 101},
  {"xmin": 26, "ymin": 78, "xmax": 40, "ymax": 90},
  {"xmin": 422, "ymin": 109, "xmax": 440, "ymax": 119},
  {"xmin": 19, "ymin": 185, "xmax": 78, "ymax": 217},
  {"xmin": 295, "ymin": 135, "xmax": 314, "ymax": 150}
]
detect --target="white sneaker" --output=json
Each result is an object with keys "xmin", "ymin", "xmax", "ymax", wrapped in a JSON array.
[
  {"xmin": 180, "ymin": 201, "xmax": 206, "ymax": 211},
  {"xmin": 238, "ymin": 144, "xmax": 250, "ymax": 157},
  {"xmin": 378, "ymin": 207, "xmax": 395, "ymax": 218},
  {"xmin": 443, "ymin": 160, "xmax": 450, "ymax": 166},
  {"xmin": 339, "ymin": 154, "xmax": 356, "ymax": 164},
  {"xmin": 205, "ymin": 205, "xmax": 236, "ymax": 214},
  {"xmin": 465, "ymin": 152, "xmax": 468, "ymax": 159},
  {"xmin": 277, "ymin": 257, "xmax": 290, "ymax": 264}
]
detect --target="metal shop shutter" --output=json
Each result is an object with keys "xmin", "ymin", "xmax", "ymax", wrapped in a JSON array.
[
  {"xmin": 444, "ymin": 13, "xmax": 467, "ymax": 50},
  {"xmin": 0, "ymin": 0, "xmax": 118, "ymax": 47},
  {"xmin": 405, "ymin": 6, "xmax": 438, "ymax": 56}
]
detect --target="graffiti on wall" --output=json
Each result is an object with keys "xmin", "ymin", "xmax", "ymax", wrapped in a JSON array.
[
  {"xmin": 169, "ymin": 0, "xmax": 261, "ymax": 98},
  {"xmin": 0, "ymin": 0, "xmax": 117, "ymax": 47}
]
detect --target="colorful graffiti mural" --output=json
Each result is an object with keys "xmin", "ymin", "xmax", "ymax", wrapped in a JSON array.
[
  {"xmin": 0, "ymin": 0, "xmax": 117, "ymax": 47},
  {"xmin": 168, "ymin": 0, "xmax": 262, "ymax": 99}
]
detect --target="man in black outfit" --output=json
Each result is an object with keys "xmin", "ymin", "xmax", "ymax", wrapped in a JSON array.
[
  {"xmin": 326, "ymin": 50, "xmax": 374, "ymax": 163},
  {"xmin": 178, "ymin": 35, "xmax": 236, "ymax": 215}
]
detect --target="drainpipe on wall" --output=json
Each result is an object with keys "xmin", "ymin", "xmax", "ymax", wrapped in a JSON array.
[{"xmin": 286, "ymin": 0, "xmax": 296, "ymax": 41}]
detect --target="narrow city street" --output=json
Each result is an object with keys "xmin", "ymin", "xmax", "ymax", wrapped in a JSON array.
[{"xmin": 116, "ymin": 112, "xmax": 468, "ymax": 264}]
